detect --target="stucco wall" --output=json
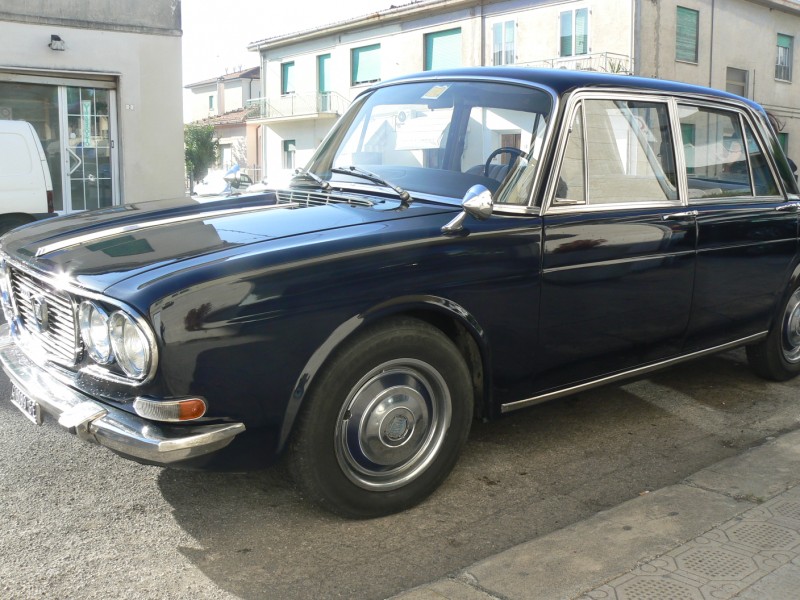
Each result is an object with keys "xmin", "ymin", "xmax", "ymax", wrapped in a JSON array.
[
  {"xmin": 637, "ymin": 0, "xmax": 800, "ymax": 164},
  {"xmin": 0, "ymin": 0, "xmax": 181, "ymax": 34},
  {"xmin": 0, "ymin": 20, "xmax": 185, "ymax": 203}
]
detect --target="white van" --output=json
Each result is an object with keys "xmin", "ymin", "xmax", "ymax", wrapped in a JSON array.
[{"xmin": 0, "ymin": 120, "xmax": 55, "ymax": 235}]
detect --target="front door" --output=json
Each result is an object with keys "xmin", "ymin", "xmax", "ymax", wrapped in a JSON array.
[
  {"xmin": 60, "ymin": 86, "xmax": 118, "ymax": 213},
  {"xmin": 535, "ymin": 95, "xmax": 696, "ymax": 393}
]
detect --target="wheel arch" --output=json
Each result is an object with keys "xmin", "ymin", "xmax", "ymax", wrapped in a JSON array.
[{"xmin": 276, "ymin": 295, "xmax": 492, "ymax": 453}]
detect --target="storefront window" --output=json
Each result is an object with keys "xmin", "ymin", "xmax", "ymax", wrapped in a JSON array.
[{"xmin": 0, "ymin": 82, "xmax": 64, "ymax": 210}]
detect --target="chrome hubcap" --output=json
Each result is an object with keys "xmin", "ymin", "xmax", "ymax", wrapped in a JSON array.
[
  {"xmin": 335, "ymin": 358, "xmax": 452, "ymax": 491},
  {"xmin": 782, "ymin": 289, "xmax": 800, "ymax": 363}
]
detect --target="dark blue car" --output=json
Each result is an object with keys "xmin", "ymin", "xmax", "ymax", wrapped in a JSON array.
[{"xmin": 1, "ymin": 68, "xmax": 799, "ymax": 517}]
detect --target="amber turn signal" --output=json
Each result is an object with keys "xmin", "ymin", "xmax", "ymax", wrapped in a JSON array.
[{"xmin": 133, "ymin": 397, "xmax": 207, "ymax": 422}]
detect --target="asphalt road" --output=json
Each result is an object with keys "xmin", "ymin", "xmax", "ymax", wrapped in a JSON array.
[{"xmin": 1, "ymin": 348, "xmax": 799, "ymax": 600}]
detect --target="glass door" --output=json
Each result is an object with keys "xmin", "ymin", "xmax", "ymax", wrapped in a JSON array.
[{"xmin": 60, "ymin": 86, "xmax": 118, "ymax": 213}]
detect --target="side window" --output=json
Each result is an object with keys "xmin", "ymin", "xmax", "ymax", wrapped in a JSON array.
[
  {"xmin": 679, "ymin": 104, "xmax": 779, "ymax": 199},
  {"xmin": 744, "ymin": 122, "xmax": 779, "ymax": 196},
  {"xmin": 556, "ymin": 104, "xmax": 586, "ymax": 204},
  {"xmin": 555, "ymin": 98, "xmax": 678, "ymax": 206}
]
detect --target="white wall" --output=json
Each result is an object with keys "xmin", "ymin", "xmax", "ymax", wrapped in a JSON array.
[{"xmin": 0, "ymin": 20, "xmax": 185, "ymax": 203}]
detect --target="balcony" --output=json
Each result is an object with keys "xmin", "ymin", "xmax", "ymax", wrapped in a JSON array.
[
  {"xmin": 245, "ymin": 92, "xmax": 350, "ymax": 122},
  {"xmin": 519, "ymin": 52, "xmax": 633, "ymax": 75}
]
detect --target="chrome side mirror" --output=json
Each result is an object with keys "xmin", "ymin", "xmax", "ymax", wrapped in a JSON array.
[{"xmin": 442, "ymin": 185, "xmax": 493, "ymax": 233}]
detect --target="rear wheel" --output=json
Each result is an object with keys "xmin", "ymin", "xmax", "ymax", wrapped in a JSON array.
[
  {"xmin": 288, "ymin": 317, "xmax": 473, "ymax": 518},
  {"xmin": 747, "ymin": 285, "xmax": 800, "ymax": 381}
]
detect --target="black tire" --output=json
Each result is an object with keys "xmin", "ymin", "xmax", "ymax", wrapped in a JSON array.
[
  {"xmin": 747, "ymin": 284, "xmax": 800, "ymax": 381},
  {"xmin": 0, "ymin": 216, "xmax": 33, "ymax": 237},
  {"xmin": 288, "ymin": 317, "xmax": 474, "ymax": 518}
]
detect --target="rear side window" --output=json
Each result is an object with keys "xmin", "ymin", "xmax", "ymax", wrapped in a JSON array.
[
  {"xmin": 678, "ymin": 104, "xmax": 779, "ymax": 199},
  {"xmin": 0, "ymin": 133, "xmax": 33, "ymax": 176},
  {"xmin": 554, "ymin": 98, "xmax": 678, "ymax": 206}
]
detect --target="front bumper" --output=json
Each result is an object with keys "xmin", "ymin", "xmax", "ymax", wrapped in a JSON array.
[{"xmin": 0, "ymin": 325, "xmax": 245, "ymax": 465}]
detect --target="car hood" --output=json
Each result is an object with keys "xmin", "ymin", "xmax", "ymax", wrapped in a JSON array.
[{"xmin": 0, "ymin": 191, "xmax": 458, "ymax": 292}]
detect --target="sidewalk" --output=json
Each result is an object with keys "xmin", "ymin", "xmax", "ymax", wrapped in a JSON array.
[{"xmin": 392, "ymin": 429, "xmax": 800, "ymax": 600}]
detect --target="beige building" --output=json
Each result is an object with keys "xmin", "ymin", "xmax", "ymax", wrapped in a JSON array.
[
  {"xmin": 0, "ymin": 0, "xmax": 185, "ymax": 211},
  {"xmin": 184, "ymin": 67, "xmax": 262, "ymax": 178},
  {"xmin": 247, "ymin": 0, "xmax": 800, "ymax": 183}
]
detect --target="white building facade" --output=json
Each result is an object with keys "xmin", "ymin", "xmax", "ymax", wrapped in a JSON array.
[
  {"xmin": 0, "ymin": 0, "xmax": 185, "ymax": 211},
  {"xmin": 248, "ymin": 0, "xmax": 800, "ymax": 183}
]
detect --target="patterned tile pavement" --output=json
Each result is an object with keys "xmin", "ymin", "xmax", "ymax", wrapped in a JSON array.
[{"xmin": 579, "ymin": 486, "xmax": 800, "ymax": 600}]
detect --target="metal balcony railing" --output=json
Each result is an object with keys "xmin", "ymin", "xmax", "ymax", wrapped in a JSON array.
[
  {"xmin": 245, "ymin": 91, "xmax": 350, "ymax": 120},
  {"xmin": 519, "ymin": 52, "xmax": 633, "ymax": 75}
]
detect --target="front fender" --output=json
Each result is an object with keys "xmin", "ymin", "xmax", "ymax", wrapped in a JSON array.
[{"xmin": 276, "ymin": 294, "xmax": 491, "ymax": 451}]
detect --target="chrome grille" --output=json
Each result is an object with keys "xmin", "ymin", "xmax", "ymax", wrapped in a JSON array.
[
  {"xmin": 275, "ymin": 189, "xmax": 375, "ymax": 208},
  {"xmin": 9, "ymin": 266, "xmax": 79, "ymax": 365}
]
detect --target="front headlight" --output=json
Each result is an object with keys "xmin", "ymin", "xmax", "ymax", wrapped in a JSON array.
[
  {"xmin": 79, "ymin": 301, "xmax": 113, "ymax": 364},
  {"xmin": 109, "ymin": 311, "xmax": 151, "ymax": 379}
]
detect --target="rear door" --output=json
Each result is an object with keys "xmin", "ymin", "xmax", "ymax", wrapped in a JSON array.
[
  {"xmin": 534, "ymin": 94, "xmax": 696, "ymax": 393},
  {"xmin": 678, "ymin": 102, "xmax": 798, "ymax": 350}
]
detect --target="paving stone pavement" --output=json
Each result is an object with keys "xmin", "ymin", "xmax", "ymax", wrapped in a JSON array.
[{"xmin": 391, "ymin": 430, "xmax": 800, "ymax": 600}]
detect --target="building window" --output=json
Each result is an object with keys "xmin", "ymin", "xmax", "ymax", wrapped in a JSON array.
[
  {"xmin": 492, "ymin": 21, "xmax": 515, "ymax": 65},
  {"xmin": 560, "ymin": 8, "xmax": 588, "ymax": 57},
  {"xmin": 424, "ymin": 28, "xmax": 462, "ymax": 71},
  {"xmin": 726, "ymin": 67, "xmax": 748, "ymax": 98},
  {"xmin": 281, "ymin": 61, "xmax": 295, "ymax": 95},
  {"xmin": 283, "ymin": 139, "xmax": 296, "ymax": 170},
  {"xmin": 676, "ymin": 6, "xmax": 699, "ymax": 63},
  {"xmin": 776, "ymin": 34, "xmax": 793, "ymax": 81},
  {"xmin": 318, "ymin": 54, "xmax": 332, "ymax": 111},
  {"xmin": 208, "ymin": 95, "xmax": 215, "ymax": 111},
  {"xmin": 778, "ymin": 132, "xmax": 789, "ymax": 154},
  {"xmin": 351, "ymin": 44, "xmax": 381, "ymax": 86}
]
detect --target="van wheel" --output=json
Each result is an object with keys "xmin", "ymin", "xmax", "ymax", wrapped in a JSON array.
[
  {"xmin": 288, "ymin": 317, "xmax": 473, "ymax": 518},
  {"xmin": 0, "ymin": 216, "xmax": 33, "ymax": 236},
  {"xmin": 747, "ymin": 285, "xmax": 800, "ymax": 381}
]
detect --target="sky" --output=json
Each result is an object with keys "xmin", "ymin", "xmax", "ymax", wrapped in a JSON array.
[{"xmin": 181, "ymin": 0, "xmax": 403, "ymax": 85}]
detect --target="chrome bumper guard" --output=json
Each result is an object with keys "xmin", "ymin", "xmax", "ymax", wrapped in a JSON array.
[{"xmin": 0, "ymin": 325, "xmax": 245, "ymax": 464}]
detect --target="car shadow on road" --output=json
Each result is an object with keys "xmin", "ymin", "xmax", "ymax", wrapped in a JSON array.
[{"xmin": 155, "ymin": 350, "xmax": 799, "ymax": 600}]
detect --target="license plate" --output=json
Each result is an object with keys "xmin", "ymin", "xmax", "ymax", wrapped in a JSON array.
[{"xmin": 10, "ymin": 385, "xmax": 42, "ymax": 425}]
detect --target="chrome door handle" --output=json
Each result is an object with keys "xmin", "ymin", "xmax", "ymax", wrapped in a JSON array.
[
  {"xmin": 662, "ymin": 210, "xmax": 699, "ymax": 221},
  {"xmin": 775, "ymin": 202, "xmax": 800, "ymax": 212}
]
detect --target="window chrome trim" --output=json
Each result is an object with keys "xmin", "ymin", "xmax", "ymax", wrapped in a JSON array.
[
  {"xmin": 1, "ymin": 253, "xmax": 159, "ymax": 386},
  {"xmin": 542, "ymin": 90, "xmax": 683, "ymax": 216}
]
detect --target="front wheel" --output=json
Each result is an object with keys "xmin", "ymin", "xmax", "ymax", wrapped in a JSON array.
[
  {"xmin": 288, "ymin": 317, "xmax": 474, "ymax": 518},
  {"xmin": 747, "ymin": 285, "xmax": 800, "ymax": 381}
]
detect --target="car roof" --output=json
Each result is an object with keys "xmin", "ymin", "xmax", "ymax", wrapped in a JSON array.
[{"xmin": 378, "ymin": 67, "xmax": 762, "ymax": 112}]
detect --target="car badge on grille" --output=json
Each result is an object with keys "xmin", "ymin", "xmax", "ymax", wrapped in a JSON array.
[{"xmin": 30, "ymin": 294, "xmax": 50, "ymax": 333}]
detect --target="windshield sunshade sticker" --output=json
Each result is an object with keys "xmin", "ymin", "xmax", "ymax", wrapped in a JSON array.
[{"xmin": 421, "ymin": 85, "xmax": 449, "ymax": 100}]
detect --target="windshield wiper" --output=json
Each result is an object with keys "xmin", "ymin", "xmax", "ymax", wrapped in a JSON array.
[
  {"xmin": 292, "ymin": 168, "xmax": 331, "ymax": 190},
  {"xmin": 331, "ymin": 166, "xmax": 412, "ymax": 205}
]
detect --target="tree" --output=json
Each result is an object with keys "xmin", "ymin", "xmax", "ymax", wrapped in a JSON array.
[{"xmin": 184, "ymin": 124, "xmax": 218, "ymax": 193}]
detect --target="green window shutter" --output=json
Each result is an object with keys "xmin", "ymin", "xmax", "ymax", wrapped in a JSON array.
[
  {"xmin": 779, "ymin": 132, "xmax": 789, "ymax": 154},
  {"xmin": 281, "ymin": 62, "xmax": 295, "ymax": 94},
  {"xmin": 560, "ymin": 11, "xmax": 573, "ymax": 57},
  {"xmin": 676, "ymin": 7, "xmax": 699, "ymax": 62},
  {"xmin": 575, "ymin": 9, "xmax": 588, "ymax": 55},
  {"xmin": 317, "ymin": 54, "xmax": 331, "ymax": 93},
  {"xmin": 492, "ymin": 22, "xmax": 503, "ymax": 65},
  {"xmin": 504, "ymin": 21, "xmax": 515, "ymax": 64},
  {"xmin": 352, "ymin": 44, "xmax": 381, "ymax": 85},
  {"xmin": 425, "ymin": 28, "xmax": 462, "ymax": 71},
  {"xmin": 778, "ymin": 34, "xmax": 792, "ymax": 49}
]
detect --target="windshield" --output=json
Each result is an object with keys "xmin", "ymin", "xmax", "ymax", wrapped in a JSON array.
[{"xmin": 306, "ymin": 80, "xmax": 553, "ymax": 205}]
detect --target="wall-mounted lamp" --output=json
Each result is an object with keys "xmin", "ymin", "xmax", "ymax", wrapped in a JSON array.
[{"xmin": 49, "ymin": 35, "xmax": 66, "ymax": 51}]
